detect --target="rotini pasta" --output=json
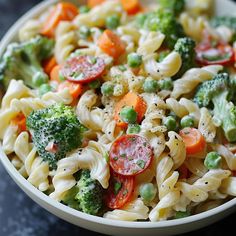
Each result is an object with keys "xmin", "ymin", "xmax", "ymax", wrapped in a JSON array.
[
  {"xmin": 19, "ymin": 19, "xmax": 42, "ymax": 42},
  {"xmin": 179, "ymin": 13, "xmax": 206, "ymax": 42},
  {"xmin": 55, "ymin": 21, "xmax": 77, "ymax": 64},
  {"xmin": 166, "ymin": 131, "xmax": 186, "ymax": 169},
  {"xmin": 144, "ymin": 52, "xmax": 182, "ymax": 80},
  {"xmin": 177, "ymin": 169, "xmax": 231, "ymax": 202},
  {"xmin": 171, "ymin": 65, "xmax": 223, "ymax": 98},
  {"xmin": 73, "ymin": 1, "xmax": 123, "ymax": 28},
  {"xmin": 149, "ymin": 154, "xmax": 180, "ymax": 221},
  {"xmin": 50, "ymin": 141, "xmax": 110, "ymax": 201},
  {"xmin": 198, "ymin": 107, "xmax": 216, "ymax": 143},
  {"xmin": 104, "ymin": 199, "xmax": 149, "ymax": 221}
]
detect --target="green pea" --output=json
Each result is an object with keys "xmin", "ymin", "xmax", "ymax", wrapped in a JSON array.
[
  {"xmin": 146, "ymin": 17, "xmax": 159, "ymax": 31},
  {"xmin": 204, "ymin": 152, "xmax": 222, "ymax": 169},
  {"xmin": 180, "ymin": 115, "xmax": 195, "ymax": 128},
  {"xmin": 139, "ymin": 183, "xmax": 157, "ymax": 202},
  {"xmin": 175, "ymin": 211, "xmax": 190, "ymax": 219},
  {"xmin": 79, "ymin": 5, "xmax": 90, "ymax": 14},
  {"xmin": 157, "ymin": 50, "xmax": 170, "ymax": 62},
  {"xmin": 136, "ymin": 13, "xmax": 148, "ymax": 27},
  {"xmin": 120, "ymin": 106, "xmax": 137, "ymax": 124},
  {"xmin": 143, "ymin": 78, "xmax": 159, "ymax": 93},
  {"xmin": 106, "ymin": 15, "xmax": 120, "ymax": 29},
  {"xmin": 163, "ymin": 116, "xmax": 177, "ymax": 131},
  {"xmin": 169, "ymin": 111, "xmax": 178, "ymax": 119},
  {"xmin": 89, "ymin": 79, "xmax": 101, "ymax": 89},
  {"xmin": 32, "ymin": 71, "xmax": 49, "ymax": 87},
  {"xmin": 79, "ymin": 25, "xmax": 91, "ymax": 39},
  {"xmin": 158, "ymin": 78, "xmax": 173, "ymax": 90},
  {"xmin": 127, "ymin": 53, "xmax": 143, "ymax": 68},
  {"xmin": 118, "ymin": 65, "xmax": 127, "ymax": 72},
  {"xmin": 58, "ymin": 70, "xmax": 66, "ymax": 82},
  {"xmin": 127, "ymin": 124, "xmax": 141, "ymax": 134},
  {"xmin": 39, "ymin": 84, "xmax": 52, "ymax": 96},
  {"xmin": 101, "ymin": 82, "xmax": 114, "ymax": 96}
]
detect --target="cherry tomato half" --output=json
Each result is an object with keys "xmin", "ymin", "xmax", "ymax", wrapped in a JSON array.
[
  {"xmin": 109, "ymin": 134, "xmax": 153, "ymax": 176},
  {"xmin": 105, "ymin": 170, "xmax": 134, "ymax": 209},
  {"xmin": 196, "ymin": 30, "xmax": 234, "ymax": 66},
  {"xmin": 196, "ymin": 44, "xmax": 234, "ymax": 66},
  {"xmin": 61, "ymin": 55, "xmax": 106, "ymax": 84}
]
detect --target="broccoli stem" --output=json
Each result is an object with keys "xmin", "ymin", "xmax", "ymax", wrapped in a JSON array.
[
  {"xmin": 17, "ymin": 63, "xmax": 45, "ymax": 88},
  {"xmin": 213, "ymin": 92, "xmax": 236, "ymax": 142}
]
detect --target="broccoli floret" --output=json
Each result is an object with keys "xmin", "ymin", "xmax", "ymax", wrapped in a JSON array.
[
  {"xmin": 26, "ymin": 104, "xmax": 86, "ymax": 169},
  {"xmin": 0, "ymin": 36, "xmax": 54, "ymax": 89},
  {"xmin": 63, "ymin": 170, "xmax": 103, "ymax": 215},
  {"xmin": 75, "ymin": 169, "xmax": 103, "ymax": 215},
  {"xmin": 159, "ymin": 0, "xmax": 185, "ymax": 16},
  {"xmin": 143, "ymin": 9, "xmax": 185, "ymax": 49},
  {"xmin": 62, "ymin": 186, "xmax": 81, "ymax": 211},
  {"xmin": 194, "ymin": 73, "xmax": 236, "ymax": 142},
  {"xmin": 174, "ymin": 37, "xmax": 196, "ymax": 78}
]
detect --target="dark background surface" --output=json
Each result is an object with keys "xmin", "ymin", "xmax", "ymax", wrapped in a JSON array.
[{"xmin": 0, "ymin": 0, "xmax": 236, "ymax": 235}]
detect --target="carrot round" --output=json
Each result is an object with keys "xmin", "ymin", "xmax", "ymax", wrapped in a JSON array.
[
  {"xmin": 50, "ymin": 65, "xmax": 62, "ymax": 83},
  {"xmin": 98, "ymin": 29, "xmax": 126, "ymax": 60},
  {"xmin": 41, "ymin": 2, "xmax": 78, "ymax": 38},
  {"xmin": 179, "ymin": 128, "xmax": 206, "ymax": 155},
  {"xmin": 11, "ymin": 112, "xmax": 27, "ymax": 133},
  {"xmin": 58, "ymin": 80, "xmax": 83, "ymax": 100},
  {"xmin": 114, "ymin": 92, "xmax": 147, "ymax": 128},
  {"xmin": 120, "ymin": 0, "xmax": 141, "ymax": 15},
  {"xmin": 88, "ymin": 0, "xmax": 105, "ymax": 8},
  {"xmin": 43, "ymin": 56, "xmax": 57, "ymax": 75}
]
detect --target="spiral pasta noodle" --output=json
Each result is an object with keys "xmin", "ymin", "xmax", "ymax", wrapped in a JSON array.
[
  {"xmin": 171, "ymin": 65, "xmax": 223, "ymax": 98},
  {"xmin": 198, "ymin": 107, "xmax": 216, "ymax": 143},
  {"xmin": 19, "ymin": 19, "xmax": 42, "ymax": 42},
  {"xmin": 180, "ymin": 13, "xmax": 206, "ymax": 41},
  {"xmin": 177, "ymin": 169, "xmax": 231, "ymax": 202},
  {"xmin": 137, "ymin": 31, "xmax": 165, "ymax": 58},
  {"xmin": 13, "ymin": 132, "xmax": 50, "ymax": 191},
  {"xmin": 73, "ymin": 0, "xmax": 123, "ymax": 28},
  {"xmin": 166, "ymin": 131, "xmax": 186, "ymax": 169},
  {"xmin": 149, "ymin": 154, "xmax": 180, "ymax": 221},
  {"xmin": 55, "ymin": 21, "xmax": 77, "ymax": 64},
  {"xmin": 104, "ymin": 199, "xmax": 149, "ymax": 221},
  {"xmin": 50, "ymin": 141, "xmax": 110, "ymax": 201},
  {"xmin": 166, "ymin": 97, "xmax": 200, "ymax": 124},
  {"xmin": 144, "ymin": 51, "xmax": 182, "ymax": 80}
]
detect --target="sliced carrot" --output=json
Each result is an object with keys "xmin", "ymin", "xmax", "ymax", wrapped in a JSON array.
[
  {"xmin": 50, "ymin": 65, "xmax": 62, "ymax": 83},
  {"xmin": 98, "ymin": 29, "xmax": 126, "ymax": 60},
  {"xmin": 120, "ymin": 0, "xmax": 141, "ymax": 15},
  {"xmin": 43, "ymin": 56, "xmax": 57, "ymax": 75},
  {"xmin": 114, "ymin": 92, "xmax": 147, "ymax": 128},
  {"xmin": 179, "ymin": 128, "xmax": 206, "ymax": 155},
  {"xmin": 11, "ymin": 112, "xmax": 27, "ymax": 133},
  {"xmin": 88, "ymin": 0, "xmax": 105, "ymax": 8},
  {"xmin": 58, "ymin": 80, "xmax": 83, "ymax": 100},
  {"xmin": 41, "ymin": 2, "xmax": 78, "ymax": 38}
]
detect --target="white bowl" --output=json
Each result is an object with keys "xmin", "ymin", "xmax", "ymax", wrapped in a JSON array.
[{"xmin": 0, "ymin": 0, "xmax": 236, "ymax": 235}]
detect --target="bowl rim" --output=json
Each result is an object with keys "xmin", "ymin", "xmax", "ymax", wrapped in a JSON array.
[{"xmin": 0, "ymin": 0, "xmax": 236, "ymax": 229}]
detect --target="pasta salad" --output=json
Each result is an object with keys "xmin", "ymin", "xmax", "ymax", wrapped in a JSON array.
[{"xmin": 0, "ymin": 0, "xmax": 236, "ymax": 222}]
